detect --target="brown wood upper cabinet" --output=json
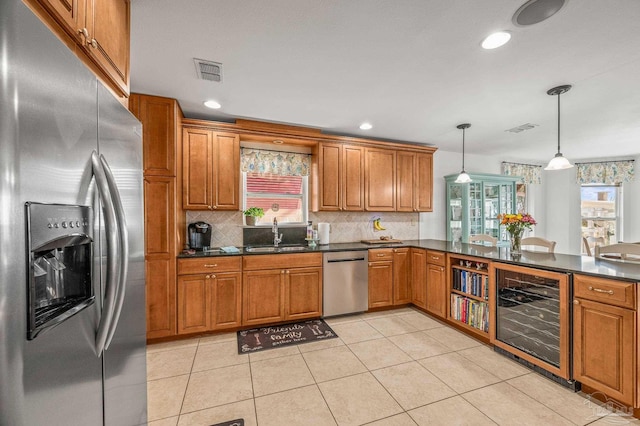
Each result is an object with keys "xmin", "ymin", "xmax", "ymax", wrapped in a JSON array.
[
  {"xmin": 397, "ymin": 152, "xmax": 433, "ymax": 212},
  {"xmin": 130, "ymin": 94, "xmax": 181, "ymax": 176},
  {"xmin": 317, "ymin": 143, "xmax": 365, "ymax": 211},
  {"xmin": 35, "ymin": 0, "xmax": 130, "ymax": 96},
  {"xmin": 182, "ymin": 127, "xmax": 240, "ymax": 210},
  {"xmin": 365, "ymin": 148, "xmax": 396, "ymax": 211}
]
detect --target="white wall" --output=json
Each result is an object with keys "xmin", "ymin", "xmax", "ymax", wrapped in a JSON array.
[{"xmin": 421, "ymin": 151, "xmax": 640, "ymax": 255}]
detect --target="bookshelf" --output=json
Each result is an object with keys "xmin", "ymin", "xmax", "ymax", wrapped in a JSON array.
[{"xmin": 448, "ymin": 254, "xmax": 491, "ymax": 338}]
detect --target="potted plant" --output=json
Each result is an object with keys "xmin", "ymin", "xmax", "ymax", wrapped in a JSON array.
[{"xmin": 242, "ymin": 207, "xmax": 264, "ymax": 226}]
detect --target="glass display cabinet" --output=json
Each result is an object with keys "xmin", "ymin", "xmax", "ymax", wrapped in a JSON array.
[{"xmin": 445, "ymin": 173, "xmax": 520, "ymax": 244}]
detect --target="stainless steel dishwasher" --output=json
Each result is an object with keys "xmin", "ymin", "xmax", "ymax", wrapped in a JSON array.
[{"xmin": 323, "ymin": 251, "xmax": 368, "ymax": 317}]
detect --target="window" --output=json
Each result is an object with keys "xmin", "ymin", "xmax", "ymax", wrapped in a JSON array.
[
  {"xmin": 580, "ymin": 185, "xmax": 621, "ymax": 254},
  {"xmin": 243, "ymin": 172, "xmax": 308, "ymax": 224}
]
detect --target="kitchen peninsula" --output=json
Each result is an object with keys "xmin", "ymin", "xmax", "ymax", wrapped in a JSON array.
[{"xmin": 174, "ymin": 239, "xmax": 640, "ymax": 416}]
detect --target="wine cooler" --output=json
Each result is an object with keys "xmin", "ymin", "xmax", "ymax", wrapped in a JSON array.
[{"xmin": 491, "ymin": 263, "xmax": 573, "ymax": 384}]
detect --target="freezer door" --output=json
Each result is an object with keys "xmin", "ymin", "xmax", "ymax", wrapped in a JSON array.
[
  {"xmin": 0, "ymin": 1, "xmax": 104, "ymax": 425},
  {"xmin": 97, "ymin": 83, "xmax": 147, "ymax": 425}
]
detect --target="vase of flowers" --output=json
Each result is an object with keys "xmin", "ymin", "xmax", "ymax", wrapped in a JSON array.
[{"xmin": 498, "ymin": 213, "xmax": 537, "ymax": 255}]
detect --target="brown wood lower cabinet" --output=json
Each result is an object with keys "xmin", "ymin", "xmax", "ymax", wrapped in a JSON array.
[
  {"xmin": 425, "ymin": 250, "xmax": 446, "ymax": 318},
  {"xmin": 393, "ymin": 248, "xmax": 411, "ymax": 305},
  {"xmin": 573, "ymin": 274, "xmax": 637, "ymax": 407},
  {"xmin": 368, "ymin": 248, "xmax": 411, "ymax": 308},
  {"xmin": 242, "ymin": 253, "xmax": 323, "ymax": 327},
  {"xmin": 176, "ymin": 257, "xmax": 242, "ymax": 334}
]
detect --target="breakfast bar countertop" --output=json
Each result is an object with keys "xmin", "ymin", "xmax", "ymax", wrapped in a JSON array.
[{"xmin": 178, "ymin": 239, "xmax": 640, "ymax": 282}]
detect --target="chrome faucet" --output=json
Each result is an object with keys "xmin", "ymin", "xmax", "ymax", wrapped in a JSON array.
[{"xmin": 272, "ymin": 217, "xmax": 283, "ymax": 247}]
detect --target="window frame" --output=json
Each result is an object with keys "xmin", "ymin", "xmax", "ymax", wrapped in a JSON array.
[
  {"xmin": 580, "ymin": 184, "xmax": 623, "ymax": 253},
  {"xmin": 242, "ymin": 171, "xmax": 309, "ymax": 225}
]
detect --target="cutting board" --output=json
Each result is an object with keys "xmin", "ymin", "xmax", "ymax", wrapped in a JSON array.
[{"xmin": 361, "ymin": 239, "xmax": 403, "ymax": 244}]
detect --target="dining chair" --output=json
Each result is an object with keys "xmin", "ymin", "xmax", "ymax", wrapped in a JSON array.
[
  {"xmin": 583, "ymin": 236, "xmax": 606, "ymax": 256},
  {"xmin": 521, "ymin": 237, "xmax": 556, "ymax": 253},
  {"xmin": 594, "ymin": 243, "xmax": 640, "ymax": 261},
  {"xmin": 469, "ymin": 234, "xmax": 497, "ymax": 247}
]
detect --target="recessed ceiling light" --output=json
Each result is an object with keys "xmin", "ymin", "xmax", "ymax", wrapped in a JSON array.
[
  {"xmin": 204, "ymin": 100, "xmax": 221, "ymax": 109},
  {"xmin": 481, "ymin": 31, "xmax": 511, "ymax": 49},
  {"xmin": 359, "ymin": 122, "xmax": 373, "ymax": 130}
]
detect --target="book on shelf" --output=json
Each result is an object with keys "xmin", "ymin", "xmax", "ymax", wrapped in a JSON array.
[{"xmin": 450, "ymin": 294, "xmax": 489, "ymax": 333}]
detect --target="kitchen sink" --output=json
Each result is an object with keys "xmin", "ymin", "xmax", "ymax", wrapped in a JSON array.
[{"xmin": 244, "ymin": 245, "xmax": 307, "ymax": 253}]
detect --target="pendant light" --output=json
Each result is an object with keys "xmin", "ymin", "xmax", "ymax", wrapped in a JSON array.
[
  {"xmin": 455, "ymin": 123, "xmax": 472, "ymax": 183},
  {"xmin": 544, "ymin": 84, "xmax": 574, "ymax": 170}
]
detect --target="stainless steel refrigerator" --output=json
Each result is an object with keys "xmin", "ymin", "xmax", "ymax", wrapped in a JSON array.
[{"xmin": 0, "ymin": 1, "xmax": 147, "ymax": 424}]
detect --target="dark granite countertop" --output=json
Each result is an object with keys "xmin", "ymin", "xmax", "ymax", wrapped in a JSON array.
[{"xmin": 178, "ymin": 239, "xmax": 640, "ymax": 282}]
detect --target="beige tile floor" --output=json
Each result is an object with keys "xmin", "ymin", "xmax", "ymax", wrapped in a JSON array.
[{"xmin": 146, "ymin": 307, "xmax": 640, "ymax": 426}]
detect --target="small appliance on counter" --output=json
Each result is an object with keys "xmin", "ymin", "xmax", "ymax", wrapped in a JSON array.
[{"xmin": 188, "ymin": 222, "xmax": 212, "ymax": 250}]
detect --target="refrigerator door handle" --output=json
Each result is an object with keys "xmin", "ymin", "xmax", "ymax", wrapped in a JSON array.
[
  {"xmin": 100, "ymin": 154, "xmax": 129, "ymax": 351},
  {"xmin": 91, "ymin": 151, "xmax": 120, "ymax": 356}
]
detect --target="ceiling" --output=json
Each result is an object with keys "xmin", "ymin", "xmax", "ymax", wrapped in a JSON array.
[{"xmin": 130, "ymin": 0, "xmax": 640, "ymax": 163}]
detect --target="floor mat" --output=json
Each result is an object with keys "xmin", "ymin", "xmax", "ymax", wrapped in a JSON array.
[{"xmin": 237, "ymin": 319, "xmax": 338, "ymax": 354}]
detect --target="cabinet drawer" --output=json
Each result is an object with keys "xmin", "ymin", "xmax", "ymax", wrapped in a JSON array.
[
  {"xmin": 178, "ymin": 256, "xmax": 241, "ymax": 275},
  {"xmin": 243, "ymin": 253, "xmax": 322, "ymax": 271},
  {"xmin": 574, "ymin": 274, "xmax": 636, "ymax": 309},
  {"xmin": 369, "ymin": 249, "xmax": 393, "ymax": 261},
  {"xmin": 426, "ymin": 250, "xmax": 445, "ymax": 266}
]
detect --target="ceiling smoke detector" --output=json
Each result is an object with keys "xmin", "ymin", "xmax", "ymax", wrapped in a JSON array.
[
  {"xmin": 194, "ymin": 58, "xmax": 223, "ymax": 82},
  {"xmin": 513, "ymin": 0, "xmax": 566, "ymax": 27},
  {"xmin": 505, "ymin": 123, "xmax": 539, "ymax": 133}
]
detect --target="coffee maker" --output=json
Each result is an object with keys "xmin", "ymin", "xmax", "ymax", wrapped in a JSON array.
[{"xmin": 188, "ymin": 222, "xmax": 212, "ymax": 250}]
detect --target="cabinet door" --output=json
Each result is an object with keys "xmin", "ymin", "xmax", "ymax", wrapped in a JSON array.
[
  {"xmin": 396, "ymin": 152, "xmax": 415, "ymax": 212},
  {"xmin": 177, "ymin": 274, "xmax": 209, "ymax": 334},
  {"xmin": 243, "ymin": 270, "xmax": 284, "ymax": 326},
  {"xmin": 212, "ymin": 132, "xmax": 240, "ymax": 210},
  {"xmin": 183, "ymin": 128, "xmax": 213, "ymax": 209},
  {"xmin": 415, "ymin": 153, "xmax": 433, "ymax": 212},
  {"xmin": 37, "ymin": 0, "xmax": 82, "ymax": 39},
  {"xmin": 365, "ymin": 148, "xmax": 396, "ymax": 211},
  {"xmin": 318, "ymin": 143, "xmax": 341, "ymax": 211},
  {"xmin": 343, "ymin": 145, "xmax": 365, "ymax": 211},
  {"xmin": 286, "ymin": 267, "xmax": 322, "ymax": 320},
  {"xmin": 573, "ymin": 298, "xmax": 635, "ymax": 406},
  {"xmin": 131, "ymin": 94, "xmax": 178, "ymax": 176},
  {"xmin": 84, "ymin": 0, "xmax": 130, "ymax": 95},
  {"xmin": 209, "ymin": 272, "xmax": 242, "ymax": 331},
  {"xmin": 144, "ymin": 177, "xmax": 176, "ymax": 338},
  {"xmin": 368, "ymin": 261, "xmax": 394, "ymax": 308},
  {"xmin": 426, "ymin": 263, "xmax": 447, "ymax": 318},
  {"xmin": 393, "ymin": 248, "xmax": 411, "ymax": 305},
  {"xmin": 146, "ymin": 257, "xmax": 176, "ymax": 338},
  {"xmin": 411, "ymin": 249, "xmax": 427, "ymax": 309}
]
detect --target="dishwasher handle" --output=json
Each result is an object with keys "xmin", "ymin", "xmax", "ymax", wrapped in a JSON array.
[{"xmin": 327, "ymin": 257, "xmax": 366, "ymax": 263}]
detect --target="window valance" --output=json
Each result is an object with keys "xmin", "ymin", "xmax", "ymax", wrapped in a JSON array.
[
  {"xmin": 501, "ymin": 162, "xmax": 542, "ymax": 184},
  {"xmin": 241, "ymin": 148, "xmax": 310, "ymax": 177},
  {"xmin": 576, "ymin": 160, "xmax": 635, "ymax": 184}
]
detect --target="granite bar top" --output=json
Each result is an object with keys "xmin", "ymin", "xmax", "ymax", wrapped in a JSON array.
[{"xmin": 178, "ymin": 239, "xmax": 640, "ymax": 282}]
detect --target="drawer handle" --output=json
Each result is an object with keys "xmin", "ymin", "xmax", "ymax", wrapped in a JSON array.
[
  {"xmin": 588, "ymin": 286, "xmax": 614, "ymax": 295},
  {"xmin": 204, "ymin": 264, "xmax": 218, "ymax": 268},
  {"xmin": 431, "ymin": 256, "xmax": 439, "ymax": 260},
  {"xmin": 376, "ymin": 254, "xmax": 385, "ymax": 257}
]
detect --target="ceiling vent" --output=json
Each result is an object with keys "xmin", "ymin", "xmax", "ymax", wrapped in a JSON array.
[
  {"xmin": 505, "ymin": 123, "xmax": 539, "ymax": 133},
  {"xmin": 194, "ymin": 59, "xmax": 222, "ymax": 82}
]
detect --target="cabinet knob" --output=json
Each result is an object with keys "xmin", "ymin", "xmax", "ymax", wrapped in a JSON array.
[
  {"xmin": 286, "ymin": 270, "xmax": 290, "ymax": 274},
  {"xmin": 281, "ymin": 270, "xmax": 285, "ymax": 274},
  {"xmin": 213, "ymin": 205, "xmax": 218, "ymax": 209},
  {"xmin": 393, "ymin": 249, "xmax": 397, "ymax": 253},
  {"xmin": 90, "ymin": 38, "xmax": 98, "ymax": 49},
  {"xmin": 78, "ymin": 28, "xmax": 89, "ymax": 38},
  {"xmin": 211, "ymin": 274, "xmax": 216, "ymax": 279},
  {"xmin": 208, "ymin": 205, "xmax": 213, "ymax": 210},
  {"xmin": 368, "ymin": 262, "xmax": 372, "ymax": 266},
  {"xmin": 573, "ymin": 300, "xmax": 580, "ymax": 305}
]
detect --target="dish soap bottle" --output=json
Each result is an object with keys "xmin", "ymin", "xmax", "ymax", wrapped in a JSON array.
[{"xmin": 306, "ymin": 221, "xmax": 313, "ymax": 239}]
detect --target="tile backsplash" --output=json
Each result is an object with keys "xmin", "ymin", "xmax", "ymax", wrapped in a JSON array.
[{"xmin": 186, "ymin": 211, "xmax": 420, "ymax": 247}]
